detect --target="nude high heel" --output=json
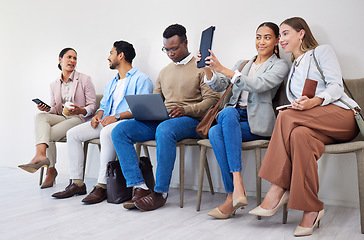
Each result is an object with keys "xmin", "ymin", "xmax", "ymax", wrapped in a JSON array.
[
  {"xmin": 40, "ymin": 167, "xmax": 58, "ymax": 189},
  {"xmin": 294, "ymin": 209, "xmax": 325, "ymax": 237},
  {"xmin": 249, "ymin": 190, "xmax": 289, "ymax": 217},
  {"xmin": 233, "ymin": 189, "xmax": 248, "ymax": 208},
  {"xmin": 208, "ymin": 206, "xmax": 242, "ymax": 219},
  {"xmin": 18, "ymin": 158, "xmax": 50, "ymax": 173}
]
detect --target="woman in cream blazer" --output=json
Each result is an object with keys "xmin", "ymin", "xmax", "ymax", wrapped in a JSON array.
[
  {"xmin": 197, "ymin": 22, "xmax": 289, "ymax": 219},
  {"xmin": 18, "ymin": 48, "xmax": 96, "ymax": 188}
]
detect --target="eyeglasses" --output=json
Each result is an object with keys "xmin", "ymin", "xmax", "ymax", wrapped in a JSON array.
[{"xmin": 161, "ymin": 41, "xmax": 183, "ymax": 53}]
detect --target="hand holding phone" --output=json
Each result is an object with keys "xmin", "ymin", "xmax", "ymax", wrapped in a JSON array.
[{"xmin": 32, "ymin": 98, "xmax": 51, "ymax": 110}]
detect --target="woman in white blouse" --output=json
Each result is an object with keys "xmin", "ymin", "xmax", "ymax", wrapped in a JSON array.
[
  {"xmin": 249, "ymin": 17, "xmax": 360, "ymax": 237},
  {"xmin": 197, "ymin": 22, "xmax": 289, "ymax": 219}
]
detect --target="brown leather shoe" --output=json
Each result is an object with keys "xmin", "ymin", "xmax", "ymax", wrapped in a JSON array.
[
  {"xmin": 82, "ymin": 186, "xmax": 107, "ymax": 204},
  {"xmin": 135, "ymin": 192, "xmax": 167, "ymax": 211},
  {"xmin": 123, "ymin": 188, "xmax": 152, "ymax": 209},
  {"xmin": 52, "ymin": 183, "xmax": 87, "ymax": 199},
  {"xmin": 40, "ymin": 167, "xmax": 58, "ymax": 189}
]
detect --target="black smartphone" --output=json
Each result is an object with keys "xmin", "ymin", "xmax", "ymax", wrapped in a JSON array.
[{"xmin": 32, "ymin": 98, "xmax": 51, "ymax": 109}]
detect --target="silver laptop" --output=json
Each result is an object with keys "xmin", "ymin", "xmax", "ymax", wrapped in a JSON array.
[{"xmin": 125, "ymin": 94, "xmax": 170, "ymax": 121}]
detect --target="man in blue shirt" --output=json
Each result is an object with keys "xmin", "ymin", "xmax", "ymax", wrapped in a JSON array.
[{"xmin": 52, "ymin": 40, "xmax": 153, "ymax": 203}]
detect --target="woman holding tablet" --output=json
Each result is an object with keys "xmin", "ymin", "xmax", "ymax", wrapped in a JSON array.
[
  {"xmin": 249, "ymin": 17, "xmax": 359, "ymax": 236},
  {"xmin": 197, "ymin": 22, "xmax": 289, "ymax": 219},
  {"xmin": 18, "ymin": 48, "xmax": 96, "ymax": 188}
]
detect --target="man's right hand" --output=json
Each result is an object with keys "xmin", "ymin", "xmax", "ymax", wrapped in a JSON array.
[{"xmin": 91, "ymin": 115, "xmax": 101, "ymax": 128}]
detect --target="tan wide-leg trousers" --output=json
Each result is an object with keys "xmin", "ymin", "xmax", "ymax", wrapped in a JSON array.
[
  {"xmin": 34, "ymin": 113, "xmax": 83, "ymax": 167},
  {"xmin": 259, "ymin": 104, "xmax": 359, "ymax": 212}
]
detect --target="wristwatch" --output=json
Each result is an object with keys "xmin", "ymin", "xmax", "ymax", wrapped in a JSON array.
[{"xmin": 115, "ymin": 114, "xmax": 121, "ymax": 121}]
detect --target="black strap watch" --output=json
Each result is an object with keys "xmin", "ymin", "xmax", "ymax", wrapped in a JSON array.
[{"xmin": 115, "ymin": 113, "xmax": 121, "ymax": 121}]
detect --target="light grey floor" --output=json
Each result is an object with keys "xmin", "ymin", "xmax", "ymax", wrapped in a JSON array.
[{"xmin": 1, "ymin": 166, "xmax": 363, "ymax": 240}]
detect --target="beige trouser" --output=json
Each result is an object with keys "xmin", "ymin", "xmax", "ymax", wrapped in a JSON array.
[
  {"xmin": 34, "ymin": 112, "xmax": 83, "ymax": 167},
  {"xmin": 259, "ymin": 104, "xmax": 359, "ymax": 212}
]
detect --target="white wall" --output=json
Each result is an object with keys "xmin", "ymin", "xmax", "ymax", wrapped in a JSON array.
[{"xmin": 1, "ymin": 0, "xmax": 363, "ymax": 207}]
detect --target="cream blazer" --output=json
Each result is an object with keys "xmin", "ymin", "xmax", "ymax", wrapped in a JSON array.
[{"xmin": 49, "ymin": 71, "xmax": 97, "ymax": 122}]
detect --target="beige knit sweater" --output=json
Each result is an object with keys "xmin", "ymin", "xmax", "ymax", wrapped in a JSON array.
[{"xmin": 154, "ymin": 57, "xmax": 219, "ymax": 120}]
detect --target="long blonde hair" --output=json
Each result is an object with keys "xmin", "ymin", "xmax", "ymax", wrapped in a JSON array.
[{"xmin": 281, "ymin": 17, "xmax": 319, "ymax": 61}]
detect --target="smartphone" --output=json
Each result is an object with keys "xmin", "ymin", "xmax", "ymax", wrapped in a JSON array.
[
  {"xmin": 276, "ymin": 104, "xmax": 292, "ymax": 111},
  {"xmin": 32, "ymin": 98, "xmax": 51, "ymax": 109}
]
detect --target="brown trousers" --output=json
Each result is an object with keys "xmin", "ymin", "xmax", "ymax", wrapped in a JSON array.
[{"xmin": 259, "ymin": 104, "xmax": 359, "ymax": 212}]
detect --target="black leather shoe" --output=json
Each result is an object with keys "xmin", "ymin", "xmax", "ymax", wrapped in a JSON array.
[
  {"xmin": 52, "ymin": 183, "xmax": 87, "ymax": 199},
  {"xmin": 135, "ymin": 192, "xmax": 167, "ymax": 211}
]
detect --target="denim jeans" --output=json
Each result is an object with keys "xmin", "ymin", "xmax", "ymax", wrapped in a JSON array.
[
  {"xmin": 111, "ymin": 116, "xmax": 201, "ymax": 193},
  {"xmin": 209, "ymin": 107, "xmax": 268, "ymax": 193}
]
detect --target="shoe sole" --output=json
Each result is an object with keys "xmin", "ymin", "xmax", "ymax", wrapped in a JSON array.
[
  {"xmin": 134, "ymin": 203, "xmax": 148, "ymax": 212},
  {"xmin": 82, "ymin": 197, "xmax": 107, "ymax": 204},
  {"xmin": 134, "ymin": 199, "xmax": 167, "ymax": 212},
  {"xmin": 52, "ymin": 191, "xmax": 87, "ymax": 199},
  {"xmin": 123, "ymin": 202, "xmax": 136, "ymax": 209},
  {"xmin": 19, "ymin": 165, "xmax": 45, "ymax": 173},
  {"xmin": 233, "ymin": 202, "xmax": 247, "ymax": 209},
  {"xmin": 40, "ymin": 183, "xmax": 54, "ymax": 189}
]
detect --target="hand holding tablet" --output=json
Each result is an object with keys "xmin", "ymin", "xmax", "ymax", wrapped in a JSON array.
[{"xmin": 197, "ymin": 26, "xmax": 215, "ymax": 68}]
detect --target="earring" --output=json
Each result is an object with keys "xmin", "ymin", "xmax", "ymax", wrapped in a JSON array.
[
  {"xmin": 300, "ymin": 41, "xmax": 305, "ymax": 52},
  {"xmin": 299, "ymin": 39, "xmax": 305, "ymax": 51}
]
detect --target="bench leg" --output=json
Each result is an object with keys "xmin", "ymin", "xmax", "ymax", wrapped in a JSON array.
[
  {"xmin": 135, "ymin": 143, "xmax": 141, "ymax": 159},
  {"xmin": 179, "ymin": 145, "xmax": 185, "ymax": 208},
  {"xmin": 282, "ymin": 203, "xmax": 288, "ymax": 224},
  {"xmin": 82, "ymin": 142, "xmax": 90, "ymax": 181},
  {"xmin": 356, "ymin": 149, "xmax": 364, "ymax": 234},
  {"xmin": 197, "ymin": 145, "xmax": 207, "ymax": 211},
  {"xmin": 205, "ymin": 158, "xmax": 214, "ymax": 195},
  {"xmin": 254, "ymin": 148, "xmax": 262, "ymax": 220}
]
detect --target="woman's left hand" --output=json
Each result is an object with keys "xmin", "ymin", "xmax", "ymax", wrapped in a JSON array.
[
  {"xmin": 291, "ymin": 96, "xmax": 323, "ymax": 110},
  {"xmin": 196, "ymin": 51, "xmax": 213, "ymax": 79},
  {"xmin": 68, "ymin": 104, "xmax": 86, "ymax": 115},
  {"xmin": 205, "ymin": 50, "xmax": 235, "ymax": 79},
  {"xmin": 205, "ymin": 50, "xmax": 225, "ymax": 73}
]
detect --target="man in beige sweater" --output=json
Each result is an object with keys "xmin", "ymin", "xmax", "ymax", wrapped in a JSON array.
[{"xmin": 111, "ymin": 24, "xmax": 219, "ymax": 211}]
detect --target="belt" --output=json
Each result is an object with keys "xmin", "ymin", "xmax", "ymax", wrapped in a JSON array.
[{"xmin": 236, "ymin": 104, "xmax": 247, "ymax": 109}]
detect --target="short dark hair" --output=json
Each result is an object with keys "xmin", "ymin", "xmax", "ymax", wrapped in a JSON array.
[
  {"xmin": 113, "ymin": 40, "xmax": 136, "ymax": 64},
  {"xmin": 163, "ymin": 24, "xmax": 187, "ymax": 42},
  {"xmin": 58, "ymin": 47, "xmax": 77, "ymax": 70}
]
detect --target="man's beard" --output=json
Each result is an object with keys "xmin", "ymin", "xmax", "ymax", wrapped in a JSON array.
[{"xmin": 109, "ymin": 61, "xmax": 119, "ymax": 69}]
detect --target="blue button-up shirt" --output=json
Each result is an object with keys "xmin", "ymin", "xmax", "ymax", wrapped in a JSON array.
[{"xmin": 97, "ymin": 67, "xmax": 153, "ymax": 118}]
